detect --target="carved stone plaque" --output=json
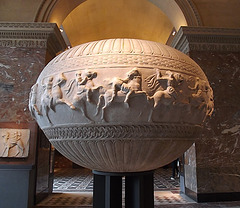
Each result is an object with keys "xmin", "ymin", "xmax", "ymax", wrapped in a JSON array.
[{"xmin": 0, "ymin": 128, "xmax": 30, "ymax": 158}]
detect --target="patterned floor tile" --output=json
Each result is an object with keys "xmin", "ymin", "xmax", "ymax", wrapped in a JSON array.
[
  {"xmin": 37, "ymin": 191, "xmax": 196, "ymax": 207},
  {"xmin": 36, "ymin": 168, "xmax": 240, "ymax": 207},
  {"xmin": 53, "ymin": 167, "xmax": 179, "ymax": 193}
]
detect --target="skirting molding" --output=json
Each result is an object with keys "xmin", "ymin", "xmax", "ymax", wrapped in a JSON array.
[
  {"xmin": 185, "ymin": 187, "xmax": 240, "ymax": 203},
  {"xmin": 171, "ymin": 26, "xmax": 240, "ymax": 53}
]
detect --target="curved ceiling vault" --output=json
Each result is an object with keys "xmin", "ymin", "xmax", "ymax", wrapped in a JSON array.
[
  {"xmin": 61, "ymin": 0, "xmax": 175, "ymax": 46},
  {"xmin": 35, "ymin": 0, "xmax": 193, "ymax": 47},
  {"xmin": 0, "ymin": 0, "xmax": 200, "ymax": 48},
  {"xmin": 1, "ymin": 0, "xmax": 240, "ymax": 47}
]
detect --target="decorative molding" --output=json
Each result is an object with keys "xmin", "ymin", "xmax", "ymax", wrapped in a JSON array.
[
  {"xmin": 38, "ymin": 39, "xmax": 207, "ymax": 80},
  {"xmin": 40, "ymin": 54, "xmax": 206, "ymax": 79},
  {"xmin": 43, "ymin": 124, "xmax": 201, "ymax": 141},
  {"xmin": 0, "ymin": 22, "xmax": 67, "ymax": 55},
  {"xmin": 35, "ymin": 0, "xmax": 58, "ymax": 22},
  {"xmin": 175, "ymin": 0, "xmax": 202, "ymax": 26},
  {"xmin": 171, "ymin": 26, "xmax": 240, "ymax": 53}
]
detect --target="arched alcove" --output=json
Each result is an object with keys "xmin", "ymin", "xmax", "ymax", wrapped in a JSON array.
[
  {"xmin": 34, "ymin": 0, "xmax": 202, "ymax": 46},
  {"xmin": 60, "ymin": 0, "xmax": 174, "ymax": 46},
  {"xmin": 35, "ymin": 0, "xmax": 200, "ymax": 30},
  {"xmin": 34, "ymin": 0, "xmax": 86, "ymax": 26},
  {"xmin": 149, "ymin": 0, "xmax": 202, "ymax": 29}
]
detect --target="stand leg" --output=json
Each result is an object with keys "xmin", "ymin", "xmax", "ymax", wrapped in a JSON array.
[
  {"xmin": 93, "ymin": 170, "xmax": 154, "ymax": 208},
  {"xmin": 93, "ymin": 174, "xmax": 122, "ymax": 208},
  {"xmin": 125, "ymin": 172, "xmax": 154, "ymax": 208}
]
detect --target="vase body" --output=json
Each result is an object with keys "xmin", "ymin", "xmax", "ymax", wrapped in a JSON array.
[{"xmin": 29, "ymin": 39, "xmax": 213, "ymax": 172}]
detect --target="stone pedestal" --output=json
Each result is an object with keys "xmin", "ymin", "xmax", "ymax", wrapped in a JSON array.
[
  {"xmin": 0, "ymin": 22, "xmax": 66, "ymax": 207},
  {"xmin": 172, "ymin": 26, "xmax": 240, "ymax": 202}
]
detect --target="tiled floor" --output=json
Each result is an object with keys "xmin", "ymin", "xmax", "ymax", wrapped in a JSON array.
[
  {"xmin": 36, "ymin": 167, "xmax": 240, "ymax": 208},
  {"xmin": 53, "ymin": 167, "xmax": 180, "ymax": 193}
]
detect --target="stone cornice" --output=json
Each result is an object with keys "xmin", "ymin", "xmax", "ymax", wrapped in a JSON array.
[
  {"xmin": 0, "ymin": 22, "xmax": 67, "ymax": 56},
  {"xmin": 171, "ymin": 26, "xmax": 240, "ymax": 53}
]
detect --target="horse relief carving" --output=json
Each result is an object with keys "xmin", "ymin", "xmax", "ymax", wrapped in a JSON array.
[
  {"xmin": 40, "ymin": 73, "xmax": 75, "ymax": 124},
  {"xmin": 65, "ymin": 69, "xmax": 98, "ymax": 122},
  {"xmin": 0, "ymin": 128, "xmax": 30, "ymax": 158},
  {"xmin": 32, "ymin": 67, "xmax": 213, "ymax": 125},
  {"xmin": 145, "ymin": 69, "xmax": 213, "ymax": 122},
  {"xmin": 95, "ymin": 67, "xmax": 147, "ymax": 121}
]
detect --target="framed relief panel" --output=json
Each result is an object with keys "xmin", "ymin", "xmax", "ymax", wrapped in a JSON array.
[{"xmin": 0, "ymin": 128, "xmax": 30, "ymax": 158}]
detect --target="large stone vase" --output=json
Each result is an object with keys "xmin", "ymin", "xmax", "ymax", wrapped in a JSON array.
[{"xmin": 29, "ymin": 38, "xmax": 213, "ymax": 172}]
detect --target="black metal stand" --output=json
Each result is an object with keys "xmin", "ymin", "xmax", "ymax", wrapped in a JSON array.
[{"xmin": 93, "ymin": 170, "xmax": 154, "ymax": 208}]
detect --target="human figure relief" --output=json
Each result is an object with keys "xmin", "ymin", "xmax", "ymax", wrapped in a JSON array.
[
  {"xmin": 145, "ymin": 69, "xmax": 186, "ymax": 121},
  {"xmin": 188, "ymin": 77, "xmax": 209, "ymax": 111},
  {"xmin": 41, "ymin": 76, "xmax": 54, "ymax": 124},
  {"xmin": 107, "ymin": 67, "xmax": 145, "ymax": 105},
  {"xmin": 52, "ymin": 73, "xmax": 75, "ymax": 109},
  {"xmin": 145, "ymin": 69, "xmax": 184, "ymax": 96},
  {"xmin": 66, "ymin": 70, "xmax": 98, "ymax": 122},
  {"xmin": 120, "ymin": 68, "xmax": 146, "ymax": 104},
  {"xmin": 41, "ymin": 74, "xmax": 74, "ymax": 124},
  {"xmin": 95, "ymin": 68, "xmax": 146, "ymax": 121},
  {"xmin": 1, "ymin": 131, "xmax": 24, "ymax": 157},
  {"xmin": 145, "ymin": 68, "xmax": 164, "ymax": 94},
  {"xmin": 206, "ymin": 87, "xmax": 214, "ymax": 116},
  {"xmin": 188, "ymin": 77, "xmax": 207, "ymax": 96},
  {"xmin": 75, "ymin": 70, "xmax": 97, "ymax": 103},
  {"xmin": 157, "ymin": 70, "xmax": 174, "ymax": 86},
  {"xmin": 29, "ymin": 83, "xmax": 42, "ymax": 118}
]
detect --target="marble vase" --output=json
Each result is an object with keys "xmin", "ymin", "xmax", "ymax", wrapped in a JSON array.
[{"xmin": 29, "ymin": 38, "xmax": 213, "ymax": 172}]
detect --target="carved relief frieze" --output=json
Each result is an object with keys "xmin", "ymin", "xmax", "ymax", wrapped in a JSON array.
[
  {"xmin": 0, "ymin": 128, "xmax": 30, "ymax": 158},
  {"xmin": 29, "ymin": 66, "xmax": 213, "ymax": 125}
]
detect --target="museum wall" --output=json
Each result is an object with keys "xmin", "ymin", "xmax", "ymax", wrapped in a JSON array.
[
  {"xmin": 172, "ymin": 26, "xmax": 240, "ymax": 202},
  {"xmin": 0, "ymin": 47, "xmax": 45, "ymax": 123},
  {"xmin": 0, "ymin": 22, "xmax": 67, "ymax": 207},
  {"xmin": 192, "ymin": 50, "xmax": 240, "ymax": 194}
]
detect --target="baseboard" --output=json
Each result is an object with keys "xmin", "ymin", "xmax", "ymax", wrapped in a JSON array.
[
  {"xmin": 185, "ymin": 188, "xmax": 240, "ymax": 203},
  {"xmin": 185, "ymin": 187, "xmax": 197, "ymax": 201}
]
